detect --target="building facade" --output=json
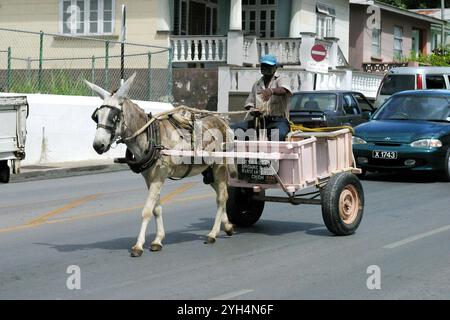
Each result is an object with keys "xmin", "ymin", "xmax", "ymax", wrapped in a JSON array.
[{"xmin": 349, "ymin": 0, "xmax": 447, "ymax": 72}]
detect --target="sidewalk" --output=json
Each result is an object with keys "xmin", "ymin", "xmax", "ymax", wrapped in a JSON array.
[{"xmin": 10, "ymin": 160, "xmax": 129, "ymax": 183}]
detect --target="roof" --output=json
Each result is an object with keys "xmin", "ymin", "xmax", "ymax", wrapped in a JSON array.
[
  {"xmin": 393, "ymin": 89, "xmax": 450, "ymax": 96},
  {"xmin": 388, "ymin": 66, "xmax": 450, "ymax": 74},
  {"xmin": 410, "ymin": 8, "xmax": 450, "ymax": 21},
  {"xmin": 350, "ymin": 0, "xmax": 446, "ymax": 25},
  {"xmin": 293, "ymin": 90, "xmax": 360, "ymax": 94}
]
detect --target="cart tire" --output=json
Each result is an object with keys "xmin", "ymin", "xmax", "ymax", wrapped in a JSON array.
[
  {"xmin": 0, "ymin": 161, "xmax": 10, "ymax": 184},
  {"xmin": 321, "ymin": 172, "xmax": 364, "ymax": 236},
  {"xmin": 227, "ymin": 187, "xmax": 265, "ymax": 227}
]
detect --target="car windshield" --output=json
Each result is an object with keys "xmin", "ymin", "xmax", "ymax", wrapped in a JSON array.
[
  {"xmin": 379, "ymin": 74, "xmax": 416, "ymax": 95},
  {"xmin": 373, "ymin": 95, "xmax": 450, "ymax": 121},
  {"xmin": 290, "ymin": 93, "xmax": 337, "ymax": 112}
]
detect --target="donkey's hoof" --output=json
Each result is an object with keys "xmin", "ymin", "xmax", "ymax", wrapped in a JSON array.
[
  {"xmin": 130, "ymin": 247, "xmax": 144, "ymax": 257},
  {"xmin": 150, "ymin": 244, "xmax": 162, "ymax": 252},
  {"xmin": 204, "ymin": 236, "xmax": 216, "ymax": 244},
  {"xmin": 225, "ymin": 227, "xmax": 234, "ymax": 236}
]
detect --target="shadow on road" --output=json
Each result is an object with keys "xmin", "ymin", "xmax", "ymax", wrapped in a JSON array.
[
  {"xmin": 34, "ymin": 218, "xmax": 327, "ymax": 253},
  {"xmin": 363, "ymin": 171, "xmax": 445, "ymax": 184}
]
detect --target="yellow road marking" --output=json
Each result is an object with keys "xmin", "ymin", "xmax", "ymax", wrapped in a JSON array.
[
  {"xmin": 25, "ymin": 195, "xmax": 98, "ymax": 226},
  {"xmin": 47, "ymin": 193, "xmax": 215, "ymax": 225},
  {"xmin": 0, "ymin": 182, "xmax": 207, "ymax": 234}
]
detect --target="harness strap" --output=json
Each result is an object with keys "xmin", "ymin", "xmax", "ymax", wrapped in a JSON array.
[{"xmin": 124, "ymin": 116, "xmax": 163, "ymax": 174}]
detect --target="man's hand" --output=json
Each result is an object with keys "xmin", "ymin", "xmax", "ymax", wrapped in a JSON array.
[{"xmin": 258, "ymin": 88, "xmax": 273, "ymax": 102}]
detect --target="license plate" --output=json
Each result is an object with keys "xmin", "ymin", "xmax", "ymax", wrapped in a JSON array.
[
  {"xmin": 237, "ymin": 160, "xmax": 277, "ymax": 184},
  {"xmin": 372, "ymin": 150, "xmax": 398, "ymax": 159}
]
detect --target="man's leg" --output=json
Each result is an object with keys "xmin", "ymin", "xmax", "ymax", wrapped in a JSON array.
[{"xmin": 267, "ymin": 119, "xmax": 290, "ymax": 141}]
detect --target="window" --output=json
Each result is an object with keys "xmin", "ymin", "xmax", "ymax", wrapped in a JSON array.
[
  {"xmin": 343, "ymin": 94, "xmax": 360, "ymax": 115},
  {"xmin": 380, "ymin": 75, "xmax": 415, "ymax": 95},
  {"xmin": 316, "ymin": 3, "xmax": 335, "ymax": 39},
  {"xmin": 426, "ymin": 75, "xmax": 446, "ymax": 89},
  {"xmin": 371, "ymin": 27, "xmax": 381, "ymax": 58},
  {"xmin": 242, "ymin": 0, "xmax": 276, "ymax": 38},
  {"xmin": 354, "ymin": 94, "xmax": 374, "ymax": 112},
  {"xmin": 60, "ymin": 0, "xmax": 114, "ymax": 35},
  {"xmin": 173, "ymin": 0, "xmax": 218, "ymax": 35},
  {"xmin": 290, "ymin": 93, "xmax": 337, "ymax": 112},
  {"xmin": 393, "ymin": 26, "xmax": 403, "ymax": 60}
]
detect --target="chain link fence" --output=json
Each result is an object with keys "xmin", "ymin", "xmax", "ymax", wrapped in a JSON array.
[{"xmin": 0, "ymin": 27, "xmax": 173, "ymax": 102}]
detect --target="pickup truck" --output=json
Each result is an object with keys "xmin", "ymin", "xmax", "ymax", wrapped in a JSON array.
[{"xmin": 0, "ymin": 96, "xmax": 28, "ymax": 183}]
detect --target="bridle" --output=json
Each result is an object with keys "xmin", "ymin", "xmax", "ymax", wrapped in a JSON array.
[
  {"xmin": 91, "ymin": 105, "xmax": 124, "ymax": 145},
  {"xmin": 91, "ymin": 104, "xmax": 164, "ymax": 174}
]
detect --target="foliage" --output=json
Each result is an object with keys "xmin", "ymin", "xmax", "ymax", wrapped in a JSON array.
[
  {"xmin": 378, "ymin": 0, "xmax": 450, "ymax": 9},
  {"xmin": 9, "ymin": 72, "xmax": 93, "ymax": 96},
  {"xmin": 403, "ymin": 47, "xmax": 450, "ymax": 66}
]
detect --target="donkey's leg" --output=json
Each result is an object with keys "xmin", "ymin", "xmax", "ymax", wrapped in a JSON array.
[
  {"xmin": 206, "ymin": 165, "xmax": 233, "ymax": 243},
  {"xmin": 150, "ymin": 197, "xmax": 165, "ymax": 252},
  {"xmin": 131, "ymin": 177, "xmax": 164, "ymax": 257}
]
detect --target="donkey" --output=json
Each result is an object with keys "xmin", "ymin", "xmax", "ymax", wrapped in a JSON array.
[{"xmin": 85, "ymin": 73, "xmax": 235, "ymax": 257}]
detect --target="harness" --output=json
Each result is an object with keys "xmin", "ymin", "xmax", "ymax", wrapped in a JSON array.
[
  {"xmin": 123, "ymin": 113, "xmax": 164, "ymax": 174},
  {"xmin": 92, "ymin": 104, "xmax": 197, "ymax": 178}
]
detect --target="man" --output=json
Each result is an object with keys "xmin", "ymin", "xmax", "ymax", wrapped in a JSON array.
[{"xmin": 232, "ymin": 54, "xmax": 292, "ymax": 141}]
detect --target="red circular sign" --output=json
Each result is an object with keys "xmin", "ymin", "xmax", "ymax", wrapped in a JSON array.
[{"xmin": 311, "ymin": 44, "xmax": 327, "ymax": 62}]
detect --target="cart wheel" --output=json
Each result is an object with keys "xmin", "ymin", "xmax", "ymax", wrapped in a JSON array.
[
  {"xmin": 0, "ymin": 161, "xmax": 10, "ymax": 184},
  {"xmin": 321, "ymin": 172, "xmax": 364, "ymax": 236},
  {"xmin": 227, "ymin": 187, "xmax": 265, "ymax": 227}
]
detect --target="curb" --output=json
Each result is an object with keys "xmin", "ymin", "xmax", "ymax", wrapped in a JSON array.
[{"xmin": 10, "ymin": 163, "xmax": 129, "ymax": 183}]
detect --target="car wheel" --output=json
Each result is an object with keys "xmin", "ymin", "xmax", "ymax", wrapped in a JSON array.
[
  {"xmin": 444, "ymin": 148, "xmax": 450, "ymax": 182},
  {"xmin": 0, "ymin": 161, "xmax": 10, "ymax": 184}
]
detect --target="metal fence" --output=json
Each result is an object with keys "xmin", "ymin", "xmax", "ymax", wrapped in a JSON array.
[{"xmin": 0, "ymin": 27, "xmax": 173, "ymax": 102}]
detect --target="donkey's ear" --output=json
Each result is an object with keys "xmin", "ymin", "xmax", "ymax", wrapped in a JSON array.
[
  {"xmin": 113, "ymin": 72, "xmax": 137, "ymax": 100},
  {"xmin": 84, "ymin": 80, "xmax": 111, "ymax": 100}
]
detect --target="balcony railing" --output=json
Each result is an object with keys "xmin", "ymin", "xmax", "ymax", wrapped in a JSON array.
[
  {"xmin": 256, "ymin": 38, "xmax": 302, "ymax": 65},
  {"xmin": 352, "ymin": 71, "xmax": 384, "ymax": 99},
  {"xmin": 170, "ymin": 36, "xmax": 227, "ymax": 63}
]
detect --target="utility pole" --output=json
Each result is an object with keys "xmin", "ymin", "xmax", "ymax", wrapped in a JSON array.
[{"xmin": 120, "ymin": 4, "xmax": 126, "ymax": 85}]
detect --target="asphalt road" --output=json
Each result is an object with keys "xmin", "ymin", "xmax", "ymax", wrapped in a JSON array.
[{"xmin": 0, "ymin": 170, "xmax": 449, "ymax": 300}]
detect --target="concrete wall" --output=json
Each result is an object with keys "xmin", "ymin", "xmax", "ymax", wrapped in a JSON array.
[
  {"xmin": 0, "ymin": 92, "xmax": 173, "ymax": 165},
  {"xmin": 173, "ymin": 68, "xmax": 218, "ymax": 110}
]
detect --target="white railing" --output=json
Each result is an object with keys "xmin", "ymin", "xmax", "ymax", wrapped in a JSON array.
[
  {"xmin": 170, "ymin": 36, "xmax": 227, "ymax": 63},
  {"xmin": 352, "ymin": 71, "xmax": 384, "ymax": 99},
  {"xmin": 256, "ymin": 38, "xmax": 302, "ymax": 65}
]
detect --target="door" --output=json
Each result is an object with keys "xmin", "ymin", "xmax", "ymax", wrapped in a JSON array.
[
  {"xmin": 340, "ymin": 94, "xmax": 362, "ymax": 127},
  {"xmin": 412, "ymin": 29, "xmax": 420, "ymax": 57},
  {"xmin": 188, "ymin": 1, "xmax": 206, "ymax": 35},
  {"xmin": 242, "ymin": 0, "xmax": 276, "ymax": 38}
]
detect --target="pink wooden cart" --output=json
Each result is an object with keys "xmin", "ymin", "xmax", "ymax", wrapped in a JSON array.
[{"xmin": 163, "ymin": 128, "xmax": 364, "ymax": 235}]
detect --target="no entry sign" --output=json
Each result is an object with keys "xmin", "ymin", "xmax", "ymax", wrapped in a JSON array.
[{"xmin": 311, "ymin": 44, "xmax": 327, "ymax": 62}]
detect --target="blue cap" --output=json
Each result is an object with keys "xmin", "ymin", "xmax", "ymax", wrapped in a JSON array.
[{"xmin": 260, "ymin": 54, "xmax": 277, "ymax": 66}]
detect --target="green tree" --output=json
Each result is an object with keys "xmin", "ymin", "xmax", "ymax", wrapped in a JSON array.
[{"xmin": 378, "ymin": 0, "xmax": 450, "ymax": 9}]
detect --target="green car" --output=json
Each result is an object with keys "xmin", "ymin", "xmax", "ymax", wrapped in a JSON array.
[{"xmin": 352, "ymin": 90, "xmax": 450, "ymax": 181}]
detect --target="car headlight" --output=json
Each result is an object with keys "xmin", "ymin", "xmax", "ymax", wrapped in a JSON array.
[
  {"xmin": 410, "ymin": 139, "xmax": 442, "ymax": 148},
  {"xmin": 352, "ymin": 136, "xmax": 367, "ymax": 145}
]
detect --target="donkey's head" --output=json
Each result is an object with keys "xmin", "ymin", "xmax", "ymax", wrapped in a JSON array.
[{"xmin": 85, "ymin": 73, "xmax": 136, "ymax": 154}]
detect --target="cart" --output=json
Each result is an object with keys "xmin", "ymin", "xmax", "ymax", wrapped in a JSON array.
[
  {"xmin": 226, "ymin": 128, "xmax": 364, "ymax": 235},
  {"xmin": 162, "ymin": 124, "xmax": 364, "ymax": 236}
]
